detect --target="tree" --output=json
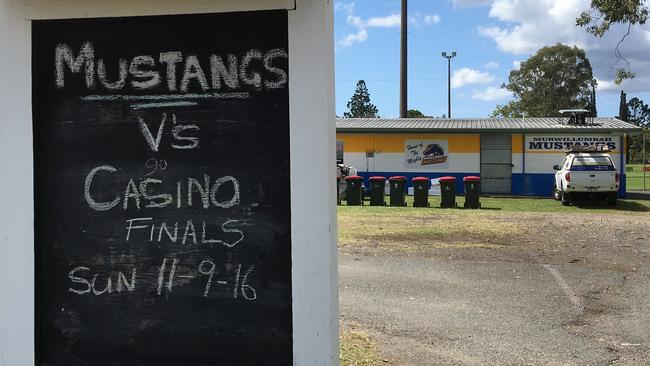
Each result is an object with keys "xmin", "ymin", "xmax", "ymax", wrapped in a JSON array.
[
  {"xmin": 406, "ymin": 109, "xmax": 431, "ymax": 118},
  {"xmin": 576, "ymin": 0, "xmax": 649, "ymax": 84},
  {"xmin": 628, "ymin": 97, "xmax": 650, "ymax": 126},
  {"xmin": 490, "ymin": 103, "xmax": 522, "ymax": 118},
  {"xmin": 343, "ymin": 80, "xmax": 379, "ymax": 118},
  {"xmin": 577, "ymin": 0, "xmax": 648, "ymax": 37},
  {"xmin": 491, "ymin": 44, "xmax": 596, "ymax": 118},
  {"xmin": 618, "ymin": 91, "xmax": 629, "ymax": 121},
  {"xmin": 587, "ymin": 84, "xmax": 598, "ymax": 117},
  {"xmin": 625, "ymin": 96, "xmax": 650, "ymax": 162}
]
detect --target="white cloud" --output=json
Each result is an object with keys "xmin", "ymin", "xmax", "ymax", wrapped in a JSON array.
[
  {"xmin": 339, "ymin": 29, "xmax": 368, "ymax": 47},
  {"xmin": 472, "ymin": 86, "xmax": 512, "ymax": 101},
  {"xmin": 478, "ymin": 25, "xmax": 540, "ymax": 54},
  {"xmin": 476, "ymin": 0, "xmax": 650, "ymax": 95},
  {"xmin": 644, "ymin": 30, "xmax": 650, "ymax": 43},
  {"xmin": 336, "ymin": 3, "xmax": 403, "ymax": 47},
  {"xmin": 489, "ymin": 0, "xmax": 552, "ymax": 23},
  {"xmin": 485, "ymin": 60, "xmax": 499, "ymax": 69},
  {"xmin": 512, "ymin": 60, "xmax": 521, "ymax": 69},
  {"xmin": 424, "ymin": 14, "xmax": 441, "ymax": 24},
  {"xmin": 596, "ymin": 76, "xmax": 650, "ymax": 94},
  {"xmin": 334, "ymin": 1, "xmax": 355, "ymax": 13},
  {"xmin": 596, "ymin": 79, "xmax": 618, "ymax": 92},
  {"xmin": 451, "ymin": 68, "xmax": 495, "ymax": 88},
  {"xmin": 336, "ymin": 3, "xmax": 440, "ymax": 47},
  {"xmin": 410, "ymin": 12, "xmax": 442, "ymax": 26},
  {"xmin": 478, "ymin": 0, "xmax": 591, "ymax": 54},
  {"xmin": 346, "ymin": 14, "xmax": 365, "ymax": 28},
  {"xmin": 366, "ymin": 14, "xmax": 401, "ymax": 28}
]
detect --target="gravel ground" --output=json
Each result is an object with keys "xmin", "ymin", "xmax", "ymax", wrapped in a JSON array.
[{"xmin": 339, "ymin": 211, "xmax": 650, "ymax": 365}]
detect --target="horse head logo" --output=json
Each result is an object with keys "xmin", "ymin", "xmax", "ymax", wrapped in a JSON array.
[{"xmin": 423, "ymin": 144, "xmax": 444, "ymax": 157}]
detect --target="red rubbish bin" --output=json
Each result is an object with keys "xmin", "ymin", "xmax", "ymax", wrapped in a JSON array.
[
  {"xmin": 412, "ymin": 177, "xmax": 430, "ymax": 207},
  {"xmin": 439, "ymin": 176, "xmax": 457, "ymax": 208},
  {"xmin": 345, "ymin": 175, "xmax": 363, "ymax": 206},
  {"xmin": 463, "ymin": 176, "xmax": 481, "ymax": 209}
]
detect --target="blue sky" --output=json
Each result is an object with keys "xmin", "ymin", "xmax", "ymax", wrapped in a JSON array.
[{"xmin": 334, "ymin": 0, "xmax": 650, "ymax": 118}]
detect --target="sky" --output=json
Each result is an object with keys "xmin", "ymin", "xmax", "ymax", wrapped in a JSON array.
[{"xmin": 334, "ymin": 0, "xmax": 650, "ymax": 118}]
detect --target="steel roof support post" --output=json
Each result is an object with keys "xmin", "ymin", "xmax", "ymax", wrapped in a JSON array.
[{"xmin": 641, "ymin": 128, "xmax": 648, "ymax": 191}]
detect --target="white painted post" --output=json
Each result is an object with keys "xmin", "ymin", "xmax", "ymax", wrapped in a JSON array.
[
  {"xmin": 0, "ymin": 1, "xmax": 35, "ymax": 364},
  {"xmin": 0, "ymin": 1, "xmax": 338, "ymax": 364},
  {"xmin": 289, "ymin": 1, "xmax": 339, "ymax": 364}
]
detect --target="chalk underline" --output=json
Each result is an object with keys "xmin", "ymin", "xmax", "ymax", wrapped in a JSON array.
[
  {"xmin": 81, "ymin": 92, "xmax": 250, "ymax": 101},
  {"xmin": 131, "ymin": 101, "xmax": 199, "ymax": 110}
]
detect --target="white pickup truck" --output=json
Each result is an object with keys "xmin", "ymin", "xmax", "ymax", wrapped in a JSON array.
[{"xmin": 552, "ymin": 146, "xmax": 620, "ymax": 206}]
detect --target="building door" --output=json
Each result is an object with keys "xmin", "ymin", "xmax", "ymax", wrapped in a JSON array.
[{"xmin": 480, "ymin": 134, "xmax": 512, "ymax": 194}]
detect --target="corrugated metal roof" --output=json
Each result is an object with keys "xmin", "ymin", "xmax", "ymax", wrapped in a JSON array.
[{"xmin": 336, "ymin": 117, "xmax": 642, "ymax": 133}]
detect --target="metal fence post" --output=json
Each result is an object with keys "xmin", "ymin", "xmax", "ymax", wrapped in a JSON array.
[{"xmin": 641, "ymin": 128, "xmax": 648, "ymax": 191}]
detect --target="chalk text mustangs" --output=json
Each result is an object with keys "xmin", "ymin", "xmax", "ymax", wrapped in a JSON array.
[{"xmin": 55, "ymin": 41, "xmax": 288, "ymax": 92}]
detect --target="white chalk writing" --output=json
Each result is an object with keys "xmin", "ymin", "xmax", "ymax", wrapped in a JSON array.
[{"xmin": 55, "ymin": 42, "xmax": 288, "ymax": 93}]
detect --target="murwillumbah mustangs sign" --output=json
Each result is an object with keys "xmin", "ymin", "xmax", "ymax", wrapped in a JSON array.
[{"xmin": 526, "ymin": 135, "xmax": 617, "ymax": 151}]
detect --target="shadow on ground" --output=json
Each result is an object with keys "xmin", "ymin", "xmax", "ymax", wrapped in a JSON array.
[
  {"xmin": 572, "ymin": 200, "xmax": 650, "ymax": 212},
  {"xmin": 626, "ymin": 191, "xmax": 650, "ymax": 200}
]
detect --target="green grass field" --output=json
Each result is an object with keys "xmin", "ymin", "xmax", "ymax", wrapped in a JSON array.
[
  {"xmin": 340, "ymin": 325, "xmax": 382, "ymax": 366},
  {"xmin": 626, "ymin": 164, "xmax": 650, "ymax": 191},
  {"xmin": 338, "ymin": 196, "xmax": 650, "ymax": 253},
  {"xmin": 338, "ymin": 195, "xmax": 650, "ymax": 214}
]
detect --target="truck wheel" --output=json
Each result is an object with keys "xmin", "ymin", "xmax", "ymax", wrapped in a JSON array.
[
  {"xmin": 561, "ymin": 191, "xmax": 571, "ymax": 206},
  {"xmin": 553, "ymin": 185, "xmax": 561, "ymax": 201},
  {"xmin": 607, "ymin": 193, "xmax": 617, "ymax": 207}
]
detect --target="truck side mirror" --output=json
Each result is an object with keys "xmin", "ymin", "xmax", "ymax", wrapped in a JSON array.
[{"xmin": 552, "ymin": 165, "xmax": 560, "ymax": 171}]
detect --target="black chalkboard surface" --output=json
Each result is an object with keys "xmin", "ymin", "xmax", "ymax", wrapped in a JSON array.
[{"xmin": 33, "ymin": 11, "xmax": 291, "ymax": 366}]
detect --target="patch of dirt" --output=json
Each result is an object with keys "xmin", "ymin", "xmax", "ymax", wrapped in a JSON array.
[
  {"xmin": 340, "ymin": 211, "xmax": 650, "ymax": 271},
  {"xmin": 339, "ymin": 209, "xmax": 650, "ymax": 365},
  {"xmin": 339, "ymin": 214, "xmax": 524, "ymax": 253}
]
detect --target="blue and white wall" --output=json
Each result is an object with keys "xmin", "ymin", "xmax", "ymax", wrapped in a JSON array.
[
  {"xmin": 516, "ymin": 134, "xmax": 626, "ymax": 197},
  {"xmin": 337, "ymin": 133, "xmax": 480, "ymax": 193},
  {"xmin": 337, "ymin": 132, "xmax": 627, "ymax": 196}
]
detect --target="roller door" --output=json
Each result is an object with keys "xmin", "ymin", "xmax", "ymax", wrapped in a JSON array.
[{"xmin": 480, "ymin": 134, "xmax": 512, "ymax": 194}]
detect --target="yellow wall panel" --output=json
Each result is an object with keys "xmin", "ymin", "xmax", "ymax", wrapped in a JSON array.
[
  {"xmin": 512, "ymin": 134, "xmax": 523, "ymax": 153},
  {"xmin": 336, "ymin": 133, "xmax": 480, "ymax": 153},
  {"xmin": 336, "ymin": 134, "xmax": 375, "ymax": 152}
]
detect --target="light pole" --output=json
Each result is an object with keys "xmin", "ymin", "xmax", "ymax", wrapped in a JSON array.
[
  {"xmin": 400, "ymin": 0, "xmax": 408, "ymax": 118},
  {"xmin": 441, "ymin": 51, "xmax": 456, "ymax": 118}
]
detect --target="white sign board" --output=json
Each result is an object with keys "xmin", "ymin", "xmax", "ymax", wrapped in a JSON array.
[
  {"xmin": 0, "ymin": 0, "xmax": 337, "ymax": 365},
  {"xmin": 526, "ymin": 135, "xmax": 618, "ymax": 152},
  {"xmin": 404, "ymin": 140, "xmax": 449, "ymax": 169}
]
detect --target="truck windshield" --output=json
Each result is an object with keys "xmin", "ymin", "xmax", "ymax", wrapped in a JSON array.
[{"xmin": 570, "ymin": 156, "xmax": 615, "ymax": 171}]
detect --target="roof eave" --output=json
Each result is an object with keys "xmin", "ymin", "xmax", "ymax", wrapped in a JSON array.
[{"xmin": 336, "ymin": 128, "xmax": 642, "ymax": 134}]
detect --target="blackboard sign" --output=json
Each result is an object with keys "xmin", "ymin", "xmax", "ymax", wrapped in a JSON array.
[{"xmin": 33, "ymin": 11, "xmax": 291, "ymax": 366}]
